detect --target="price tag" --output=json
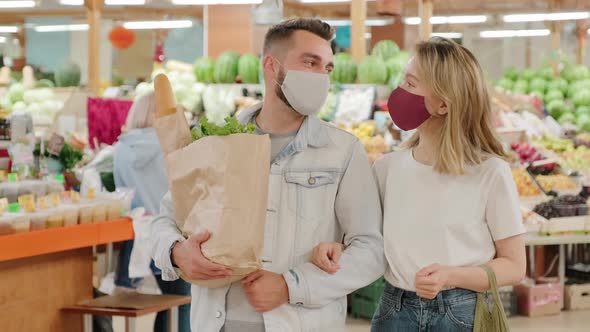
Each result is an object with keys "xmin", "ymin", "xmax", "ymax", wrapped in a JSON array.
[
  {"xmin": 37, "ymin": 196, "xmax": 49, "ymax": 210},
  {"xmin": 47, "ymin": 133, "xmax": 65, "ymax": 156},
  {"xmin": 0, "ymin": 198, "xmax": 8, "ymax": 213},
  {"xmin": 8, "ymin": 173, "xmax": 18, "ymax": 183},
  {"xmin": 50, "ymin": 193, "xmax": 61, "ymax": 207},
  {"xmin": 87, "ymin": 188, "xmax": 96, "ymax": 200},
  {"xmin": 71, "ymin": 191, "xmax": 80, "ymax": 204},
  {"xmin": 24, "ymin": 201, "xmax": 35, "ymax": 213},
  {"xmin": 18, "ymin": 194, "xmax": 34, "ymax": 207}
]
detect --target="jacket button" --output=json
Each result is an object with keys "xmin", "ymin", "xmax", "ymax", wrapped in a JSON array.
[
  {"xmin": 308, "ymin": 177, "xmax": 316, "ymax": 185},
  {"xmin": 215, "ymin": 311, "xmax": 222, "ymax": 318}
]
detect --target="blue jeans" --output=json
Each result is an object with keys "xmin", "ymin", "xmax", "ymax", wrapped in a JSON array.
[
  {"xmin": 371, "ymin": 283, "xmax": 476, "ymax": 332},
  {"xmin": 154, "ymin": 274, "xmax": 192, "ymax": 332}
]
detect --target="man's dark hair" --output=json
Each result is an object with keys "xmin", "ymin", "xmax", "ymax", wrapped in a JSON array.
[{"xmin": 263, "ymin": 18, "xmax": 335, "ymax": 55}]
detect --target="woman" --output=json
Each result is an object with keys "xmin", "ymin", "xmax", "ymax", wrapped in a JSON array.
[
  {"xmin": 114, "ymin": 91, "xmax": 191, "ymax": 332},
  {"xmin": 313, "ymin": 37, "xmax": 526, "ymax": 331}
]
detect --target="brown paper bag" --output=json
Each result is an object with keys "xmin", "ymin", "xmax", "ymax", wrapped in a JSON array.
[{"xmin": 155, "ymin": 111, "xmax": 270, "ymax": 288}]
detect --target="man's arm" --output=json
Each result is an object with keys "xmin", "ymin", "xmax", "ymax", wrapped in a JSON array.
[
  {"xmin": 151, "ymin": 192, "xmax": 186, "ymax": 281},
  {"xmin": 283, "ymin": 141, "xmax": 386, "ymax": 308},
  {"xmin": 151, "ymin": 192, "xmax": 234, "ymax": 281}
]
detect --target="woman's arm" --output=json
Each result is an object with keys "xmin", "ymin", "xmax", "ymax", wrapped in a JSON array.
[
  {"xmin": 447, "ymin": 234, "xmax": 526, "ymax": 292},
  {"xmin": 415, "ymin": 234, "xmax": 526, "ymax": 299}
]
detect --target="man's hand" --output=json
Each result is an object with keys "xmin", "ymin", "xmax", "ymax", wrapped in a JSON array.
[
  {"xmin": 242, "ymin": 270, "xmax": 289, "ymax": 313},
  {"xmin": 171, "ymin": 230, "xmax": 232, "ymax": 280},
  {"xmin": 311, "ymin": 242, "xmax": 344, "ymax": 274},
  {"xmin": 415, "ymin": 264, "xmax": 453, "ymax": 300}
]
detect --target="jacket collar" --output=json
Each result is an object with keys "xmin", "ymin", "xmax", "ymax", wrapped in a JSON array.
[{"xmin": 237, "ymin": 103, "xmax": 330, "ymax": 150}]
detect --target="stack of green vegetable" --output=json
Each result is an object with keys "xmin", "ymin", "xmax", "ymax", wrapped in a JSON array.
[
  {"xmin": 191, "ymin": 116, "xmax": 255, "ymax": 141},
  {"xmin": 496, "ymin": 63, "xmax": 590, "ymax": 132}
]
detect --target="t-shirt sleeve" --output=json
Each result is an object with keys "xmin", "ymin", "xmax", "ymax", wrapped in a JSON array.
[{"xmin": 486, "ymin": 162, "xmax": 526, "ymax": 241}]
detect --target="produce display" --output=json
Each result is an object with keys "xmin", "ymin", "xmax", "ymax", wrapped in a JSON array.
[
  {"xmin": 193, "ymin": 57, "xmax": 215, "ymax": 83},
  {"xmin": 358, "ymin": 56, "xmax": 388, "ymax": 85},
  {"xmin": 512, "ymin": 169, "xmax": 542, "ymax": 197},
  {"xmin": 237, "ymin": 53, "xmax": 261, "ymax": 84},
  {"xmin": 535, "ymin": 175, "xmax": 578, "ymax": 192},
  {"xmin": 331, "ymin": 53, "xmax": 357, "ymax": 84},
  {"xmin": 496, "ymin": 62, "xmax": 590, "ymax": 132},
  {"xmin": 532, "ymin": 195, "xmax": 588, "ymax": 219},
  {"xmin": 511, "ymin": 142, "xmax": 545, "ymax": 164},
  {"xmin": 55, "ymin": 62, "xmax": 82, "ymax": 87}
]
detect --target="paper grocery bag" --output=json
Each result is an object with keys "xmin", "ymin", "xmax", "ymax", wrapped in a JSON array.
[{"xmin": 155, "ymin": 111, "xmax": 270, "ymax": 288}]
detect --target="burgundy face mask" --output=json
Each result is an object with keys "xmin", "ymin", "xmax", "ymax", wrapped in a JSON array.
[{"xmin": 387, "ymin": 87, "xmax": 432, "ymax": 131}]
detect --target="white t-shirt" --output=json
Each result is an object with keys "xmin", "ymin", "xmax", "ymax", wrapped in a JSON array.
[{"xmin": 373, "ymin": 150, "xmax": 525, "ymax": 291}]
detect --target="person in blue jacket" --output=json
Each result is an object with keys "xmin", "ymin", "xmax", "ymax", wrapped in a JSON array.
[{"xmin": 113, "ymin": 91, "xmax": 191, "ymax": 332}]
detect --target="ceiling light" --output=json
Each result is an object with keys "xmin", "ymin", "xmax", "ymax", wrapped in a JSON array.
[
  {"xmin": 0, "ymin": 26, "xmax": 19, "ymax": 33},
  {"xmin": 105, "ymin": 0, "xmax": 145, "ymax": 5},
  {"xmin": 59, "ymin": 0, "xmax": 84, "ymax": 5},
  {"xmin": 123, "ymin": 20, "xmax": 194, "ymax": 30},
  {"xmin": 0, "ymin": 1, "xmax": 35, "ymax": 8},
  {"xmin": 299, "ymin": 0, "xmax": 375, "ymax": 3},
  {"xmin": 323, "ymin": 18, "xmax": 394, "ymax": 27},
  {"xmin": 480, "ymin": 29, "xmax": 550, "ymax": 38},
  {"xmin": 171, "ymin": 0, "xmax": 262, "ymax": 4},
  {"xmin": 405, "ymin": 15, "xmax": 487, "ymax": 25},
  {"xmin": 431, "ymin": 32, "xmax": 463, "ymax": 39},
  {"xmin": 0, "ymin": 37, "xmax": 6, "ymax": 43},
  {"xmin": 35, "ymin": 24, "xmax": 89, "ymax": 32},
  {"xmin": 503, "ymin": 11, "xmax": 590, "ymax": 23}
]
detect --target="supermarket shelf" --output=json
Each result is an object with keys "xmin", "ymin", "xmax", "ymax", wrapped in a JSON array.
[
  {"xmin": 525, "ymin": 233, "xmax": 590, "ymax": 246},
  {"xmin": 0, "ymin": 218, "xmax": 133, "ymax": 262}
]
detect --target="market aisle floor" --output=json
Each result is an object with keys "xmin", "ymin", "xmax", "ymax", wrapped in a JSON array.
[{"xmin": 113, "ymin": 310, "xmax": 590, "ymax": 331}]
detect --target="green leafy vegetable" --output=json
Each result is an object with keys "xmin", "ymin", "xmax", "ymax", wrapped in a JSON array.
[{"xmin": 191, "ymin": 116, "xmax": 255, "ymax": 141}]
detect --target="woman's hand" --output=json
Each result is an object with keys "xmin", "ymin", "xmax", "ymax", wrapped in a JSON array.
[
  {"xmin": 311, "ymin": 242, "xmax": 344, "ymax": 274},
  {"xmin": 415, "ymin": 264, "xmax": 453, "ymax": 300}
]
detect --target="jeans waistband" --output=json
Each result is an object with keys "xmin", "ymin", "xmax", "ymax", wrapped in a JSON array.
[{"xmin": 383, "ymin": 282, "xmax": 477, "ymax": 314}]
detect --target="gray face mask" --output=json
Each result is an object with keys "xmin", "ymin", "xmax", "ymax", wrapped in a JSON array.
[{"xmin": 272, "ymin": 59, "xmax": 331, "ymax": 116}]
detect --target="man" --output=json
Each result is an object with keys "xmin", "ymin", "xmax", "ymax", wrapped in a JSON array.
[{"xmin": 151, "ymin": 18, "xmax": 385, "ymax": 332}]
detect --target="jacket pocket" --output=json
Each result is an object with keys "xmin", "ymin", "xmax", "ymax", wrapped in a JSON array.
[{"xmin": 285, "ymin": 171, "xmax": 337, "ymax": 253}]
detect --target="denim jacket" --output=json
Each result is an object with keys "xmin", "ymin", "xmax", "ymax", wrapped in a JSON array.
[{"xmin": 151, "ymin": 104, "xmax": 385, "ymax": 332}]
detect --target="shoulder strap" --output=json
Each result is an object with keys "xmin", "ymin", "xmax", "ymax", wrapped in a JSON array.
[{"xmin": 480, "ymin": 264, "xmax": 510, "ymax": 324}]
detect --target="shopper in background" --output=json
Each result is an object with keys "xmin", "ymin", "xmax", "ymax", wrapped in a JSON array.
[
  {"xmin": 151, "ymin": 18, "xmax": 385, "ymax": 332},
  {"xmin": 113, "ymin": 91, "xmax": 191, "ymax": 332},
  {"xmin": 313, "ymin": 37, "xmax": 527, "ymax": 332}
]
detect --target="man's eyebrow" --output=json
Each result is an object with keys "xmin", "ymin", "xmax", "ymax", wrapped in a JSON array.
[{"xmin": 301, "ymin": 52, "xmax": 322, "ymax": 61}]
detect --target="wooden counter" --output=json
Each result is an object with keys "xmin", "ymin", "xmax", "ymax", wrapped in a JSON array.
[{"xmin": 0, "ymin": 218, "xmax": 134, "ymax": 332}]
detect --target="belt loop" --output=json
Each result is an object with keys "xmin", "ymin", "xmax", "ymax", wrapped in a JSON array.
[
  {"xmin": 393, "ymin": 287, "xmax": 403, "ymax": 312},
  {"xmin": 436, "ymin": 292, "xmax": 445, "ymax": 314}
]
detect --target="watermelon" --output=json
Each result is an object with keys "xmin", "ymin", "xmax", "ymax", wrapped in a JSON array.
[
  {"xmin": 394, "ymin": 51, "xmax": 410, "ymax": 64},
  {"xmin": 559, "ymin": 113, "xmax": 576, "ymax": 125},
  {"xmin": 521, "ymin": 69, "xmax": 536, "ymax": 81},
  {"xmin": 577, "ymin": 114, "xmax": 590, "ymax": 132},
  {"xmin": 577, "ymin": 106, "xmax": 590, "ymax": 116},
  {"xmin": 7, "ymin": 83, "xmax": 24, "ymax": 103},
  {"xmin": 55, "ymin": 62, "xmax": 81, "ymax": 87},
  {"xmin": 513, "ymin": 79, "xmax": 529, "ymax": 94},
  {"xmin": 36, "ymin": 79, "xmax": 55, "ymax": 88},
  {"xmin": 238, "ymin": 53, "xmax": 260, "ymax": 84},
  {"xmin": 371, "ymin": 40, "xmax": 400, "ymax": 61},
  {"xmin": 331, "ymin": 53, "xmax": 357, "ymax": 84},
  {"xmin": 574, "ymin": 65, "xmax": 590, "ymax": 81},
  {"xmin": 496, "ymin": 78, "xmax": 514, "ymax": 91},
  {"xmin": 537, "ymin": 67, "xmax": 554, "ymax": 81},
  {"xmin": 546, "ymin": 78, "xmax": 568, "ymax": 94},
  {"xmin": 214, "ymin": 51, "xmax": 239, "ymax": 84},
  {"xmin": 544, "ymin": 89, "xmax": 564, "ymax": 104},
  {"xmin": 358, "ymin": 56, "xmax": 388, "ymax": 85},
  {"xmin": 193, "ymin": 57, "xmax": 215, "ymax": 83},
  {"xmin": 503, "ymin": 67, "xmax": 519, "ymax": 81},
  {"xmin": 529, "ymin": 77, "xmax": 547, "ymax": 93},
  {"xmin": 386, "ymin": 57, "xmax": 407, "ymax": 81},
  {"xmin": 573, "ymin": 90, "xmax": 590, "ymax": 107},
  {"xmin": 547, "ymin": 99, "xmax": 567, "ymax": 119}
]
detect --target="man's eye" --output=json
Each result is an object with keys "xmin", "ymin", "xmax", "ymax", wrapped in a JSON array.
[{"xmin": 304, "ymin": 60, "xmax": 314, "ymax": 67}]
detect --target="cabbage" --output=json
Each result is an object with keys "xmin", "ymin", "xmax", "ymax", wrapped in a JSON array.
[
  {"xmin": 178, "ymin": 72, "xmax": 196, "ymax": 87},
  {"xmin": 0, "ymin": 96, "xmax": 12, "ymax": 111},
  {"xmin": 8, "ymin": 83, "xmax": 25, "ymax": 103},
  {"xmin": 135, "ymin": 82, "xmax": 153, "ymax": 98},
  {"xmin": 203, "ymin": 85, "xmax": 240, "ymax": 125},
  {"xmin": 12, "ymin": 101, "xmax": 27, "ymax": 113},
  {"xmin": 151, "ymin": 68, "xmax": 167, "ymax": 81}
]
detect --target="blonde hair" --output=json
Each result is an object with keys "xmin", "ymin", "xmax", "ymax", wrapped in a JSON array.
[
  {"xmin": 401, "ymin": 37, "xmax": 506, "ymax": 175},
  {"xmin": 126, "ymin": 91, "xmax": 156, "ymax": 130}
]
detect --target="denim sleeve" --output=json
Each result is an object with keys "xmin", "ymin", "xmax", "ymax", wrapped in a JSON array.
[
  {"xmin": 151, "ymin": 191, "xmax": 186, "ymax": 281},
  {"xmin": 284, "ymin": 141, "xmax": 386, "ymax": 308}
]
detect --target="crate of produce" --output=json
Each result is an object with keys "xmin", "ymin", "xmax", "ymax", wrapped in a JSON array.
[
  {"xmin": 515, "ymin": 281, "xmax": 562, "ymax": 317},
  {"xmin": 499, "ymin": 286, "xmax": 519, "ymax": 317},
  {"xmin": 565, "ymin": 284, "xmax": 590, "ymax": 311},
  {"xmin": 351, "ymin": 294, "xmax": 380, "ymax": 320},
  {"xmin": 354, "ymin": 277, "xmax": 385, "ymax": 300}
]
